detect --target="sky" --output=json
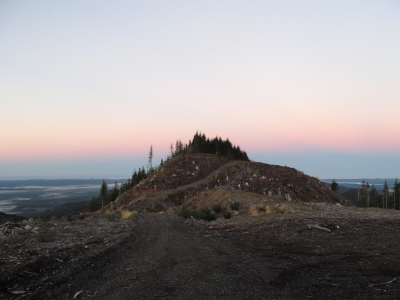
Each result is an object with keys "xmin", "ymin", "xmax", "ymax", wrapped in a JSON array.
[{"xmin": 0, "ymin": 0, "xmax": 399, "ymax": 179}]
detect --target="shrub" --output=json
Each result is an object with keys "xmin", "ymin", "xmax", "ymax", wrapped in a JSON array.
[
  {"xmin": 38, "ymin": 214, "xmax": 52, "ymax": 222},
  {"xmin": 106, "ymin": 213, "xmax": 117, "ymax": 221},
  {"xmin": 230, "ymin": 200, "xmax": 240, "ymax": 211},
  {"xmin": 198, "ymin": 208, "xmax": 216, "ymax": 221},
  {"xmin": 67, "ymin": 215, "xmax": 73, "ymax": 222},
  {"xmin": 179, "ymin": 207, "xmax": 196, "ymax": 219},
  {"xmin": 249, "ymin": 206, "xmax": 258, "ymax": 216},
  {"xmin": 212, "ymin": 203, "xmax": 222, "ymax": 214},
  {"xmin": 37, "ymin": 228, "xmax": 56, "ymax": 243},
  {"xmin": 78, "ymin": 213, "xmax": 86, "ymax": 220},
  {"xmin": 257, "ymin": 205, "xmax": 266, "ymax": 212},
  {"xmin": 222, "ymin": 206, "xmax": 232, "ymax": 219},
  {"xmin": 277, "ymin": 203, "xmax": 290, "ymax": 214},
  {"xmin": 121, "ymin": 210, "xmax": 137, "ymax": 220}
]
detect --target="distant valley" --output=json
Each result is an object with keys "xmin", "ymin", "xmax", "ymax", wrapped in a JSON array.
[{"xmin": 0, "ymin": 179, "xmax": 125, "ymax": 218}]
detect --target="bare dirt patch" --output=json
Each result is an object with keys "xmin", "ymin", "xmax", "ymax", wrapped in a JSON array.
[{"xmin": 1, "ymin": 206, "xmax": 400, "ymax": 299}]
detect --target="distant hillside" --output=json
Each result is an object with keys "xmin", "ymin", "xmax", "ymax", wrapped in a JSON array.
[
  {"xmin": 340, "ymin": 189, "xmax": 358, "ymax": 205},
  {"xmin": 29, "ymin": 201, "xmax": 89, "ymax": 218},
  {"xmin": 0, "ymin": 211, "xmax": 25, "ymax": 224}
]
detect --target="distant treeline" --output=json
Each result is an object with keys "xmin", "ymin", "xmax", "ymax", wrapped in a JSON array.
[
  {"xmin": 88, "ymin": 168, "xmax": 148, "ymax": 211},
  {"xmin": 331, "ymin": 179, "xmax": 400, "ymax": 210}
]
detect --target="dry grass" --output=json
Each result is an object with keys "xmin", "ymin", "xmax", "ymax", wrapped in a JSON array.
[
  {"xmin": 121, "ymin": 210, "xmax": 137, "ymax": 220},
  {"xmin": 248, "ymin": 203, "xmax": 291, "ymax": 216}
]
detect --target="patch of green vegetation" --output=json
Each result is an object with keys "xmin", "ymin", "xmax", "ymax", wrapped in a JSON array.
[
  {"xmin": 229, "ymin": 200, "xmax": 240, "ymax": 211},
  {"xmin": 179, "ymin": 206, "xmax": 216, "ymax": 221},
  {"xmin": 212, "ymin": 203, "xmax": 222, "ymax": 214},
  {"xmin": 198, "ymin": 208, "xmax": 216, "ymax": 221},
  {"xmin": 37, "ymin": 228, "xmax": 56, "ymax": 243},
  {"xmin": 179, "ymin": 207, "xmax": 197, "ymax": 219},
  {"xmin": 78, "ymin": 212, "xmax": 86, "ymax": 220},
  {"xmin": 67, "ymin": 215, "xmax": 73, "ymax": 222},
  {"xmin": 38, "ymin": 214, "xmax": 52, "ymax": 222},
  {"xmin": 222, "ymin": 206, "xmax": 232, "ymax": 219}
]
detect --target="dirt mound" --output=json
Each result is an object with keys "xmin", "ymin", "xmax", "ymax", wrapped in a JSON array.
[
  {"xmin": 114, "ymin": 154, "xmax": 350, "ymax": 213},
  {"xmin": 207, "ymin": 161, "xmax": 349, "ymax": 205},
  {"xmin": 115, "ymin": 154, "xmax": 229, "ymax": 208}
]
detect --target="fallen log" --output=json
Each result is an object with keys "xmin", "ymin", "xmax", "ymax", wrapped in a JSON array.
[{"xmin": 307, "ymin": 224, "xmax": 331, "ymax": 232}]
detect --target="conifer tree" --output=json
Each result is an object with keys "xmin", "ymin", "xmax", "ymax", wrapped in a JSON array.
[
  {"xmin": 330, "ymin": 179, "xmax": 339, "ymax": 193},
  {"xmin": 147, "ymin": 145, "xmax": 153, "ymax": 174},
  {"xmin": 100, "ymin": 180, "xmax": 108, "ymax": 208},
  {"xmin": 393, "ymin": 178, "xmax": 399, "ymax": 210},
  {"xmin": 383, "ymin": 180, "xmax": 389, "ymax": 209}
]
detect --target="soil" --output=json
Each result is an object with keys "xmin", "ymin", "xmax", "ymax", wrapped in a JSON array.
[
  {"xmin": 1, "ymin": 206, "xmax": 400, "ymax": 300},
  {"xmin": 1, "ymin": 155, "xmax": 398, "ymax": 299}
]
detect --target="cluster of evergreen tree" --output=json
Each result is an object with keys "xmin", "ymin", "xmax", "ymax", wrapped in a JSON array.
[
  {"xmin": 88, "ymin": 167, "xmax": 150, "ymax": 212},
  {"xmin": 168, "ymin": 132, "xmax": 249, "ymax": 161},
  {"xmin": 332, "ymin": 179, "xmax": 400, "ymax": 210},
  {"xmin": 88, "ymin": 180, "xmax": 121, "ymax": 212},
  {"xmin": 356, "ymin": 179, "xmax": 400, "ymax": 210}
]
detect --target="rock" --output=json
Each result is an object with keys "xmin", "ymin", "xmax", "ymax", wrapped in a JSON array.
[
  {"xmin": 196, "ymin": 166, "xmax": 199, "ymax": 170},
  {"xmin": 24, "ymin": 225, "xmax": 32, "ymax": 231},
  {"xmin": 245, "ymin": 182, "xmax": 249, "ymax": 187},
  {"xmin": 268, "ymin": 191, "xmax": 273, "ymax": 197},
  {"xmin": 285, "ymin": 194, "xmax": 291, "ymax": 202}
]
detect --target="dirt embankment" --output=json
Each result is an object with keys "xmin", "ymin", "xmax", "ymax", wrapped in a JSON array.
[{"xmin": 1, "ymin": 207, "xmax": 400, "ymax": 299}]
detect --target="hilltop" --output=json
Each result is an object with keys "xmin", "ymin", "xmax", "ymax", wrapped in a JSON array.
[{"xmin": 114, "ymin": 153, "xmax": 350, "ymax": 214}]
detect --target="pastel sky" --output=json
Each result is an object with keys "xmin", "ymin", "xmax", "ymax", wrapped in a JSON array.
[{"xmin": 1, "ymin": 0, "xmax": 399, "ymax": 179}]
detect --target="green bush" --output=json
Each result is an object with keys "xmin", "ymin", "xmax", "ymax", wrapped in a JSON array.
[
  {"xmin": 78, "ymin": 213, "xmax": 86, "ymax": 220},
  {"xmin": 212, "ymin": 203, "xmax": 222, "ymax": 214},
  {"xmin": 37, "ymin": 228, "xmax": 56, "ymax": 243},
  {"xmin": 230, "ymin": 200, "xmax": 240, "ymax": 211},
  {"xmin": 38, "ymin": 214, "xmax": 52, "ymax": 222},
  {"xmin": 179, "ymin": 206, "xmax": 216, "ymax": 221},
  {"xmin": 179, "ymin": 207, "xmax": 196, "ymax": 219},
  {"xmin": 222, "ymin": 207, "xmax": 232, "ymax": 219},
  {"xmin": 198, "ymin": 208, "xmax": 216, "ymax": 221},
  {"xmin": 67, "ymin": 215, "xmax": 73, "ymax": 222}
]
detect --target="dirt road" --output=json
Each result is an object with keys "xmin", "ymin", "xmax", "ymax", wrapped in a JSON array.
[
  {"xmin": 134, "ymin": 161, "xmax": 237, "ymax": 212},
  {"xmin": 20, "ymin": 212, "xmax": 399, "ymax": 300}
]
